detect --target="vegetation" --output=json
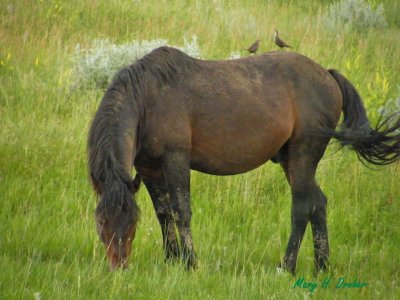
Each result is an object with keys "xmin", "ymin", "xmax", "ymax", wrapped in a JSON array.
[
  {"xmin": 323, "ymin": 0, "xmax": 388, "ymax": 32},
  {"xmin": 1, "ymin": 0, "xmax": 399, "ymax": 299},
  {"xmin": 72, "ymin": 36, "xmax": 201, "ymax": 88}
]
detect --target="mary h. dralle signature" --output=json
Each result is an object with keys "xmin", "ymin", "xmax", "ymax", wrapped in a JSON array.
[{"xmin": 293, "ymin": 277, "xmax": 368, "ymax": 293}]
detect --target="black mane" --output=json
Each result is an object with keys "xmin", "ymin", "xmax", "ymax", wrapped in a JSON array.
[{"xmin": 127, "ymin": 46, "xmax": 199, "ymax": 94}]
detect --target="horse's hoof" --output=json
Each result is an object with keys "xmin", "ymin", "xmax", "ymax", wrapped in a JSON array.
[
  {"xmin": 184, "ymin": 254, "xmax": 198, "ymax": 271},
  {"xmin": 277, "ymin": 262, "xmax": 296, "ymax": 275}
]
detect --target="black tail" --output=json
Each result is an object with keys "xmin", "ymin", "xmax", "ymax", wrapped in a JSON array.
[{"xmin": 328, "ymin": 69, "xmax": 400, "ymax": 165}]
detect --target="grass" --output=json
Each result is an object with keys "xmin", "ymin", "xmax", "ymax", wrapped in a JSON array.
[{"xmin": 1, "ymin": 0, "xmax": 400, "ymax": 299}]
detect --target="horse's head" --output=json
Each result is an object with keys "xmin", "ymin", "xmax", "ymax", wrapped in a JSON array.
[{"xmin": 94, "ymin": 175, "xmax": 141, "ymax": 270}]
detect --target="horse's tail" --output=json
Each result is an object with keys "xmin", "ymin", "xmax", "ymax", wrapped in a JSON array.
[{"xmin": 328, "ymin": 69, "xmax": 400, "ymax": 165}]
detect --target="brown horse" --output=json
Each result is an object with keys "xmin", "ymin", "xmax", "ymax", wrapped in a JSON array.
[{"xmin": 88, "ymin": 47, "xmax": 400, "ymax": 272}]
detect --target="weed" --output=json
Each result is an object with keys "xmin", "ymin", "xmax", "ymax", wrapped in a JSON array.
[
  {"xmin": 323, "ymin": 0, "xmax": 387, "ymax": 32},
  {"xmin": 72, "ymin": 36, "xmax": 201, "ymax": 89}
]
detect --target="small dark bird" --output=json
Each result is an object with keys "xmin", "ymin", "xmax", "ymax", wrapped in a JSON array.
[
  {"xmin": 274, "ymin": 29, "xmax": 291, "ymax": 50},
  {"xmin": 244, "ymin": 39, "xmax": 260, "ymax": 54}
]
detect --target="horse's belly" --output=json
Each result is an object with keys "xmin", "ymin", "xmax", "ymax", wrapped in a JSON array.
[
  {"xmin": 190, "ymin": 120, "xmax": 292, "ymax": 175},
  {"xmin": 190, "ymin": 153, "xmax": 270, "ymax": 175}
]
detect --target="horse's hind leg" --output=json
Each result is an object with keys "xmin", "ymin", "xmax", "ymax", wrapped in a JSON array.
[
  {"xmin": 142, "ymin": 177, "xmax": 180, "ymax": 261},
  {"xmin": 162, "ymin": 150, "xmax": 197, "ymax": 269},
  {"xmin": 310, "ymin": 185, "xmax": 329, "ymax": 272},
  {"xmin": 278, "ymin": 139, "xmax": 329, "ymax": 274}
]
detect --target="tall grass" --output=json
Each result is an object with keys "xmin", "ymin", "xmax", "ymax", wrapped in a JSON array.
[{"xmin": 1, "ymin": 0, "xmax": 399, "ymax": 299}]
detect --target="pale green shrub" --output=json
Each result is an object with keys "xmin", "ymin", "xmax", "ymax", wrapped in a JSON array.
[
  {"xmin": 323, "ymin": 0, "xmax": 387, "ymax": 32},
  {"xmin": 229, "ymin": 51, "xmax": 242, "ymax": 60},
  {"xmin": 72, "ymin": 36, "xmax": 201, "ymax": 89},
  {"xmin": 378, "ymin": 86, "xmax": 400, "ymax": 118}
]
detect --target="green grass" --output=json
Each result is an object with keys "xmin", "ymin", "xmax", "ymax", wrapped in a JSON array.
[{"xmin": 1, "ymin": 0, "xmax": 400, "ymax": 299}]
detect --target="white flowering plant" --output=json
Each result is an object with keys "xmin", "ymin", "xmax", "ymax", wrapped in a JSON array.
[
  {"xmin": 72, "ymin": 36, "xmax": 201, "ymax": 89},
  {"xmin": 323, "ymin": 0, "xmax": 387, "ymax": 32}
]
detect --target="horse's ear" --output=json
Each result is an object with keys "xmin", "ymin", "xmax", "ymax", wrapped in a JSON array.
[
  {"xmin": 90, "ymin": 172, "xmax": 103, "ymax": 194},
  {"xmin": 127, "ymin": 174, "xmax": 141, "ymax": 194}
]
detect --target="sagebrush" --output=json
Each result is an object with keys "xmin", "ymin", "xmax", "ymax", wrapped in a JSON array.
[{"xmin": 323, "ymin": 0, "xmax": 387, "ymax": 32}]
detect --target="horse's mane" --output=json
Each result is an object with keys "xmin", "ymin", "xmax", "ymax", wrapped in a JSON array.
[
  {"xmin": 88, "ymin": 47, "xmax": 198, "ymax": 219},
  {"xmin": 127, "ymin": 46, "xmax": 200, "ymax": 96}
]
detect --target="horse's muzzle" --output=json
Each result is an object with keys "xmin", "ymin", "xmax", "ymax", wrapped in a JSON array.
[
  {"xmin": 109, "ymin": 255, "xmax": 128, "ymax": 270},
  {"xmin": 107, "ymin": 244, "xmax": 130, "ymax": 270}
]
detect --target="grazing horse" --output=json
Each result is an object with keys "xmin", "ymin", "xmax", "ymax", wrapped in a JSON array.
[{"xmin": 88, "ymin": 46, "xmax": 400, "ymax": 272}]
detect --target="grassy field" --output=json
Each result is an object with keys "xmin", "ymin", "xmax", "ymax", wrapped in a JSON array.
[{"xmin": 1, "ymin": 0, "xmax": 399, "ymax": 299}]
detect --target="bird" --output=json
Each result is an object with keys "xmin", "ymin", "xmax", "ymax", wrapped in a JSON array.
[
  {"xmin": 273, "ymin": 29, "xmax": 291, "ymax": 50},
  {"xmin": 244, "ymin": 39, "xmax": 260, "ymax": 54}
]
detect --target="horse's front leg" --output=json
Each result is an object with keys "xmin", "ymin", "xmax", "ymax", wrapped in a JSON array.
[
  {"xmin": 142, "ymin": 176, "xmax": 180, "ymax": 261},
  {"xmin": 162, "ymin": 150, "xmax": 197, "ymax": 269}
]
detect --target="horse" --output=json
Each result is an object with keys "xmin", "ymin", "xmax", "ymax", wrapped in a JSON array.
[{"xmin": 88, "ymin": 46, "xmax": 400, "ymax": 272}]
